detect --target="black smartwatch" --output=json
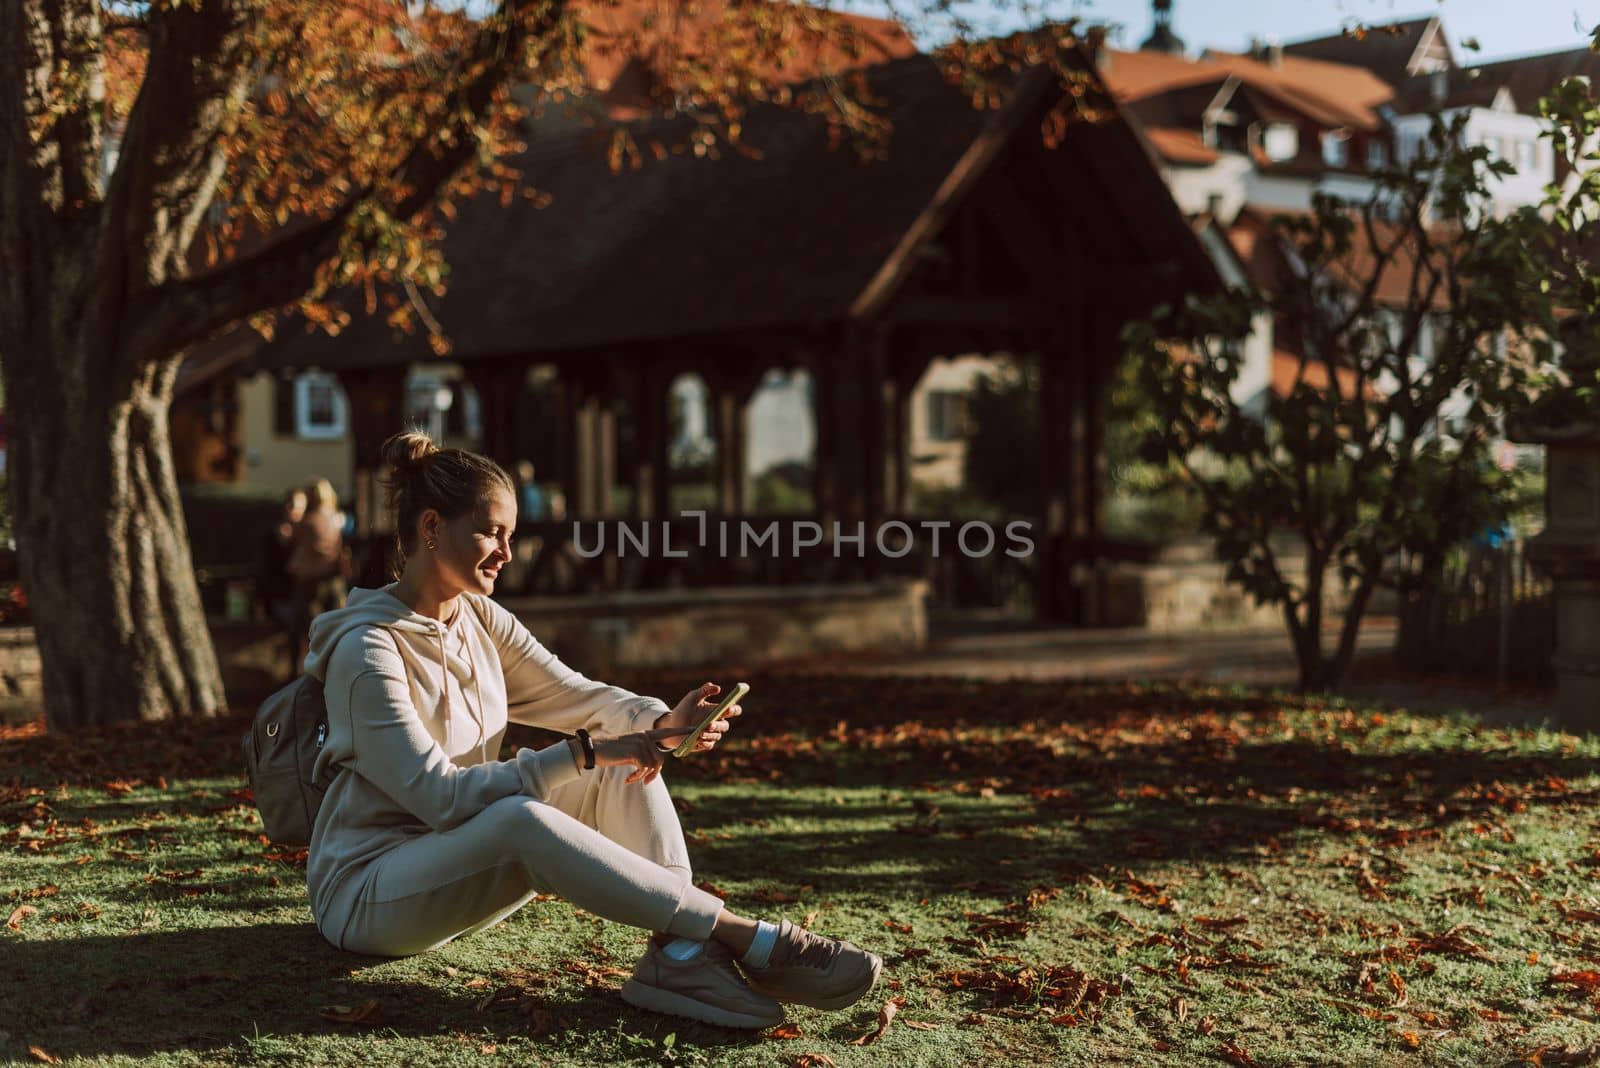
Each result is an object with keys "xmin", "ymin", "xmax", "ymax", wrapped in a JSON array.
[{"xmin": 574, "ymin": 728, "xmax": 596, "ymax": 770}]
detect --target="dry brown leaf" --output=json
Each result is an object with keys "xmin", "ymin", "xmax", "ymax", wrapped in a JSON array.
[
  {"xmin": 790, "ymin": 1055, "xmax": 837, "ymax": 1068},
  {"xmin": 8, "ymin": 904, "xmax": 39, "ymax": 930},
  {"xmin": 901, "ymin": 1019, "xmax": 940, "ymax": 1030},
  {"xmin": 802, "ymin": 909, "xmax": 819, "ymax": 928},
  {"xmin": 850, "ymin": 996, "xmax": 903, "ymax": 1046},
  {"xmin": 765, "ymin": 1023, "xmax": 804, "ymax": 1040},
  {"xmin": 1220, "ymin": 1041, "xmax": 1261, "ymax": 1068},
  {"xmin": 1548, "ymin": 970, "xmax": 1600, "ymax": 992},
  {"xmin": 1400, "ymin": 1031, "xmax": 1421, "ymax": 1049},
  {"xmin": 28, "ymin": 1048, "xmax": 58, "ymax": 1065},
  {"xmin": 1171, "ymin": 996, "xmax": 1188, "ymax": 1023},
  {"xmin": 318, "ymin": 999, "xmax": 381, "ymax": 1025},
  {"xmin": 1388, "ymin": 970, "xmax": 1408, "ymax": 1007},
  {"xmin": 1527, "ymin": 1042, "xmax": 1600, "ymax": 1065},
  {"xmin": 464, "ymin": 977, "xmax": 492, "ymax": 989}
]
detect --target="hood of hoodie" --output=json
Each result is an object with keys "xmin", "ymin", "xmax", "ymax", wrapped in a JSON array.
[{"xmin": 302, "ymin": 585, "xmax": 451, "ymax": 682}]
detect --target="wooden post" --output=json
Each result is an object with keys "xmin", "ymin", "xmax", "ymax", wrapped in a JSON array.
[
  {"xmin": 630, "ymin": 364, "xmax": 671, "ymax": 521},
  {"xmin": 336, "ymin": 366, "xmax": 409, "ymax": 538},
  {"xmin": 463, "ymin": 359, "xmax": 524, "ymax": 471},
  {"xmin": 810, "ymin": 346, "xmax": 840, "ymax": 528},
  {"xmin": 860, "ymin": 327, "xmax": 890, "ymax": 580},
  {"xmin": 1037, "ymin": 328, "xmax": 1078, "ymax": 623}
]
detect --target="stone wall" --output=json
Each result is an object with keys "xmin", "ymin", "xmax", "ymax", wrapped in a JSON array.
[
  {"xmin": 0, "ymin": 580, "xmax": 930, "ymax": 722},
  {"xmin": 1100, "ymin": 537, "xmax": 1357, "ymax": 632},
  {"xmin": 499, "ymin": 580, "xmax": 929, "ymax": 671}
]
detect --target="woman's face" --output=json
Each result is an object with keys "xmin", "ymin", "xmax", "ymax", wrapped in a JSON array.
[{"xmin": 424, "ymin": 486, "xmax": 516, "ymax": 596}]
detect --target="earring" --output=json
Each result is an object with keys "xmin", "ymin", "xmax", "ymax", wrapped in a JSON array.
[{"xmin": 424, "ymin": 538, "xmax": 437, "ymax": 551}]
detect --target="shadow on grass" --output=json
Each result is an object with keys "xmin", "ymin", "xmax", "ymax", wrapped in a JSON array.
[
  {"xmin": 0, "ymin": 923, "xmax": 763, "ymax": 1061},
  {"xmin": 678, "ymin": 731, "xmax": 1600, "ymax": 903}
]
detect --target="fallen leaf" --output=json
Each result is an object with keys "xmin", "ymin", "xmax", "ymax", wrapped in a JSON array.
[
  {"xmin": 850, "ymin": 996, "xmax": 903, "ymax": 1046},
  {"xmin": 8, "ymin": 904, "xmax": 39, "ymax": 930},
  {"xmin": 1400, "ymin": 1031, "xmax": 1421, "ymax": 1049},
  {"xmin": 1388, "ymin": 970, "xmax": 1408, "ymax": 1007},
  {"xmin": 1172, "ymin": 996, "xmax": 1188, "ymax": 1023},
  {"xmin": 765, "ymin": 1023, "xmax": 804, "ymax": 1040},
  {"xmin": 1548, "ymin": 970, "xmax": 1600, "ymax": 992},
  {"xmin": 28, "ymin": 1048, "xmax": 58, "ymax": 1065},
  {"xmin": 465, "ymin": 977, "xmax": 492, "ymax": 989},
  {"xmin": 902, "ymin": 1019, "xmax": 940, "ymax": 1030},
  {"xmin": 802, "ymin": 909, "xmax": 819, "ymax": 928},
  {"xmin": 790, "ymin": 1055, "xmax": 837, "ymax": 1068},
  {"xmin": 319, "ymin": 1000, "xmax": 381, "ymax": 1025},
  {"xmin": 1220, "ymin": 1041, "xmax": 1260, "ymax": 1067}
]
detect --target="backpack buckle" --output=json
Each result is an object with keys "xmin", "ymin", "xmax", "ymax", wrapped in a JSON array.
[{"xmin": 266, "ymin": 723, "xmax": 279, "ymax": 738}]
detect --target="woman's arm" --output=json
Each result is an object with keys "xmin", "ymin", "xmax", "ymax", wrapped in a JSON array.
[
  {"xmin": 470, "ymin": 595, "xmax": 668, "ymax": 736},
  {"xmin": 325, "ymin": 628, "xmax": 583, "ymax": 832}
]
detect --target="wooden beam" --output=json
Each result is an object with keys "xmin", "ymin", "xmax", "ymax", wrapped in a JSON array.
[
  {"xmin": 850, "ymin": 66, "xmax": 1056, "ymax": 320},
  {"xmin": 884, "ymin": 295, "xmax": 1056, "ymax": 331}
]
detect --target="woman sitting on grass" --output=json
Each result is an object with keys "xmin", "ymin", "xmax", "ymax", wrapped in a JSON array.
[{"xmin": 301, "ymin": 429, "xmax": 880, "ymax": 1029}]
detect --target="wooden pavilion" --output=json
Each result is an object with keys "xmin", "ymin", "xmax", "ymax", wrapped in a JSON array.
[{"xmin": 200, "ymin": 46, "xmax": 1218, "ymax": 622}]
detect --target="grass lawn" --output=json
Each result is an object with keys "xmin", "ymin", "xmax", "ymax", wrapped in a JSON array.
[{"xmin": 3, "ymin": 671, "xmax": 1600, "ymax": 1067}]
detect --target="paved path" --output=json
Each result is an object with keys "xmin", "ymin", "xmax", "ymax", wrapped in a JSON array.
[{"xmin": 778, "ymin": 613, "xmax": 1559, "ymax": 727}]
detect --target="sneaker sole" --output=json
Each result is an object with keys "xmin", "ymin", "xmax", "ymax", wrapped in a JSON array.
[
  {"xmin": 752, "ymin": 952, "xmax": 884, "ymax": 1011},
  {"xmin": 620, "ymin": 978, "xmax": 785, "ymax": 1030}
]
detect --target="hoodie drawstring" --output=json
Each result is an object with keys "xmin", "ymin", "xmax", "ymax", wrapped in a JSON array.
[{"xmin": 436, "ymin": 616, "xmax": 489, "ymax": 766}]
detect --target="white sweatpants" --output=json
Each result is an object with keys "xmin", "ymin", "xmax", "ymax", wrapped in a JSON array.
[{"xmin": 335, "ymin": 765, "xmax": 725, "ymax": 957}]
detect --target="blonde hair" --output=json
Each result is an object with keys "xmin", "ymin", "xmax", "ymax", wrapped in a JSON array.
[{"xmin": 380, "ymin": 428, "xmax": 514, "ymax": 575}]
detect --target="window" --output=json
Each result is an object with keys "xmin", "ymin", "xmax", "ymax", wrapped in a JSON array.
[
  {"xmin": 1515, "ymin": 139, "xmax": 1534, "ymax": 172},
  {"xmin": 294, "ymin": 372, "xmax": 347, "ymax": 440},
  {"xmin": 1321, "ymin": 129, "xmax": 1350, "ymax": 167},
  {"xmin": 1367, "ymin": 139, "xmax": 1389, "ymax": 169},
  {"xmin": 1262, "ymin": 122, "xmax": 1299, "ymax": 162},
  {"xmin": 925, "ymin": 391, "xmax": 972, "ymax": 442},
  {"xmin": 405, "ymin": 370, "xmax": 454, "ymax": 442}
]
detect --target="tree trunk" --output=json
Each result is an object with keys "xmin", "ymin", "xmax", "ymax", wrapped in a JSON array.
[
  {"xmin": 8, "ymin": 344, "xmax": 227, "ymax": 727},
  {"xmin": 1291, "ymin": 551, "xmax": 1330, "ymax": 693}
]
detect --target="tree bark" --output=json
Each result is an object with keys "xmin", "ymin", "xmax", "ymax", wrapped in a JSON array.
[{"xmin": 7, "ymin": 339, "xmax": 226, "ymax": 727}]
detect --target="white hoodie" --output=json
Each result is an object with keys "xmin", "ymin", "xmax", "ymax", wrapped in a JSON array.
[{"xmin": 301, "ymin": 584, "xmax": 669, "ymax": 947}]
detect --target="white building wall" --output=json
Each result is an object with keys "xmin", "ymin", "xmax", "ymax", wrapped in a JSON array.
[
  {"xmin": 1164, "ymin": 155, "xmax": 1254, "ymax": 221},
  {"xmin": 745, "ymin": 370, "xmax": 814, "ymax": 474},
  {"xmin": 1242, "ymin": 172, "xmax": 1316, "ymax": 213},
  {"xmin": 1394, "ymin": 107, "xmax": 1551, "ymax": 214}
]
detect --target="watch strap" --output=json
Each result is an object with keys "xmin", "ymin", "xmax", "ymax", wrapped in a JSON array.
[{"xmin": 574, "ymin": 728, "xmax": 596, "ymax": 770}]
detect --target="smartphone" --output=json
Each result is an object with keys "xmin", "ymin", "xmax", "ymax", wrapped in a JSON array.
[{"xmin": 671, "ymin": 682, "xmax": 749, "ymax": 759}]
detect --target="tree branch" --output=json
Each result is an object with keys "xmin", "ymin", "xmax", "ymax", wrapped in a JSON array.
[{"xmin": 127, "ymin": 0, "xmax": 563, "ymax": 363}]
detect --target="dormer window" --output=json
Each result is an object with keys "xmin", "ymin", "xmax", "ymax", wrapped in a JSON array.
[
  {"xmin": 1262, "ymin": 122, "xmax": 1298, "ymax": 162},
  {"xmin": 1367, "ymin": 139, "xmax": 1389, "ymax": 169}
]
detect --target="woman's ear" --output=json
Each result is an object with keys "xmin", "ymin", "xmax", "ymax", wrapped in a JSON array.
[{"xmin": 418, "ymin": 508, "xmax": 441, "ymax": 548}]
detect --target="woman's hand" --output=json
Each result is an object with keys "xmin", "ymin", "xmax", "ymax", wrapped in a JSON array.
[
  {"xmin": 587, "ymin": 732, "xmax": 674, "ymax": 785},
  {"xmin": 651, "ymin": 682, "xmax": 743, "ymax": 755}
]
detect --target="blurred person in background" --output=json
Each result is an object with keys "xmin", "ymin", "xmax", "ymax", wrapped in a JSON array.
[{"xmin": 287, "ymin": 478, "xmax": 348, "ymax": 674}]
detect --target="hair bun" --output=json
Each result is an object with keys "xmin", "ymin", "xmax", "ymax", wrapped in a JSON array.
[{"xmin": 381, "ymin": 430, "xmax": 438, "ymax": 472}]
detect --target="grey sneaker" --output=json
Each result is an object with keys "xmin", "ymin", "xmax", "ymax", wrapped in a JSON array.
[
  {"xmin": 621, "ymin": 939, "xmax": 785, "ymax": 1029},
  {"xmin": 741, "ymin": 920, "xmax": 883, "ymax": 1010}
]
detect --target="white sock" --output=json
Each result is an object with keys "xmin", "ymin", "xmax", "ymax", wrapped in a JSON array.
[
  {"xmin": 741, "ymin": 920, "xmax": 781, "ymax": 969},
  {"xmin": 661, "ymin": 938, "xmax": 705, "ymax": 961}
]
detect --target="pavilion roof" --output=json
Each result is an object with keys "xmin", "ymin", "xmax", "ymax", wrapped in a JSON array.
[{"xmin": 226, "ymin": 47, "xmax": 1213, "ymax": 377}]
